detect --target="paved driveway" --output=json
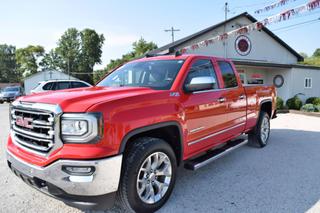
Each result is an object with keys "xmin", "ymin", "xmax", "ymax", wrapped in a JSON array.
[{"xmin": 1, "ymin": 103, "xmax": 320, "ymax": 213}]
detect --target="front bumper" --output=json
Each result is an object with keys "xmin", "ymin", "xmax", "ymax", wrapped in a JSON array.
[{"xmin": 7, "ymin": 150, "xmax": 123, "ymax": 210}]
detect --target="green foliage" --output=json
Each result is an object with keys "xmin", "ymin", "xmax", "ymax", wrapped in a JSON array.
[
  {"xmin": 132, "ymin": 38, "xmax": 157, "ymax": 57},
  {"xmin": 313, "ymin": 48, "xmax": 320, "ymax": 57},
  {"xmin": 301, "ymin": 104, "xmax": 315, "ymax": 112},
  {"xmin": 286, "ymin": 95, "xmax": 303, "ymax": 110},
  {"xmin": 276, "ymin": 97, "xmax": 284, "ymax": 110},
  {"xmin": 0, "ymin": 44, "xmax": 20, "ymax": 83},
  {"xmin": 299, "ymin": 48, "xmax": 320, "ymax": 67},
  {"xmin": 16, "ymin": 45, "xmax": 45, "ymax": 77},
  {"xmin": 40, "ymin": 49, "xmax": 62, "ymax": 71},
  {"xmin": 299, "ymin": 52, "xmax": 308, "ymax": 58},
  {"xmin": 56, "ymin": 28, "xmax": 105, "ymax": 84},
  {"xmin": 305, "ymin": 97, "xmax": 320, "ymax": 105},
  {"xmin": 93, "ymin": 38, "xmax": 157, "ymax": 84},
  {"xmin": 301, "ymin": 104, "xmax": 320, "ymax": 113}
]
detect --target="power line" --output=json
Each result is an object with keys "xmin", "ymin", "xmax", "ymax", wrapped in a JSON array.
[{"xmin": 272, "ymin": 17, "xmax": 320, "ymax": 32}]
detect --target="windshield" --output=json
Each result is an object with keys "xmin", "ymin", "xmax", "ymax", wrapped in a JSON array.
[
  {"xmin": 4, "ymin": 87, "xmax": 19, "ymax": 92},
  {"xmin": 97, "ymin": 60, "xmax": 185, "ymax": 90}
]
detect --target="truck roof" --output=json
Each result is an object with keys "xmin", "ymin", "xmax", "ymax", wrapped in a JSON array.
[{"xmin": 132, "ymin": 54, "xmax": 231, "ymax": 63}]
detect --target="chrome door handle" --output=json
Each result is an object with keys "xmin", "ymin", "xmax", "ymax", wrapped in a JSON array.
[
  {"xmin": 218, "ymin": 97, "xmax": 226, "ymax": 103},
  {"xmin": 239, "ymin": 94, "xmax": 246, "ymax": 100}
]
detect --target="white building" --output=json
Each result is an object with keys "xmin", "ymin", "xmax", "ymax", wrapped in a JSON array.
[
  {"xmin": 150, "ymin": 12, "xmax": 320, "ymax": 102},
  {"xmin": 24, "ymin": 70, "xmax": 78, "ymax": 94}
]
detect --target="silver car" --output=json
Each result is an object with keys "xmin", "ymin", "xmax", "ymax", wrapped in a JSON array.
[{"xmin": 0, "ymin": 86, "xmax": 24, "ymax": 103}]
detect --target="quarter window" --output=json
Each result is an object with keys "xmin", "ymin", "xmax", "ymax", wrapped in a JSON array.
[
  {"xmin": 184, "ymin": 59, "xmax": 219, "ymax": 90},
  {"xmin": 43, "ymin": 82, "xmax": 54, "ymax": 90},
  {"xmin": 305, "ymin": 78, "xmax": 312, "ymax": 88},
  {"xmin": 218, "ymin": 61, "xmax": 238, "ymax": 88}
]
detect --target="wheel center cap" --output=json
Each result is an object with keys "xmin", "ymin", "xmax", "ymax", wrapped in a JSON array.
[{"xmin": 149, "ymin": 173, "xmax": 156, "ymax": 181}]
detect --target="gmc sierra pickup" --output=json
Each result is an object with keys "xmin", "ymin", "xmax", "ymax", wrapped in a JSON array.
[{"xmin": 6, "ymin": 54, "xmax": 276, "ymax": 213}]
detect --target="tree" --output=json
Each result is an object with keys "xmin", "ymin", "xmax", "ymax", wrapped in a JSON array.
[
  {"xmin": 299, "ymin": 52, "xmax": 308, "ymax": 59},
  {"xmin": 78, "ymin": 29, "xmax": 105, "ymax": 83},
  {"xmin": 132, "ymin": 38, "xmax": 157, "ymax": 57},
  {"xmin": 0, "ymin": 44, "xmax": 19, "ymax": 82},
  {"xmin": 313, "ymin": 48, "xmax": 320, "ymax": 57},
  {"xmin": 93, "ymin": 38, "xmax": 157, "ymax": 83},
  {"xmin": 40, "ymin": 49, "xmax": 63, "ymax": 71},
  {"xmin": 55, "ymin": 28, "xmax": 104, "ymax": 84},
  {"xmin": 56, "ymin": 28, "xmax": 81, "ymax": 77},
  {"xmin": 16, "ymin": 45, "xmax": 45, "ymax": 77}
]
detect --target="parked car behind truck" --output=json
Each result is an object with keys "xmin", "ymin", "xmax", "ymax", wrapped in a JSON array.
[
  {"xmin": 6, "ymin": 54, "xmax": 276, "ymax": 212},
  {"xmin": 0, "ymin": 86, "xmax": 24, "ymax": 103}
]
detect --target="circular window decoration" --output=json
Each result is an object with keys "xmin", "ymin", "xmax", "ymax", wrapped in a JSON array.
[
  {"xmin": 235, "ymin": 35, "xmax": 252, "ymax": 56},
  {"xmin": 273, "ymin": 75, "xmax": 284, "ymax": 88}
]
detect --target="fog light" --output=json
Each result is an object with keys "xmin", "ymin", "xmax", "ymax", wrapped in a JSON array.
[{"xmin": 62, "ymin": 166, "xmax": 95, "ymax": 176}]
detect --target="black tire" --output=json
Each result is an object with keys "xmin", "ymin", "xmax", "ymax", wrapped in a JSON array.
[
  {"xmin": 116, "ymin": 137, "xmax": 177, "ymax": 213},
  {"xmin": 249, "ymin": 111, "xmax": 270, "ymax": 148}
]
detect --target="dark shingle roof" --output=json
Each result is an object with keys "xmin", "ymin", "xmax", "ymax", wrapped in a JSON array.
[{"xmin": 149, "ymin": 12, "xmax": 303, "ymax": 62}]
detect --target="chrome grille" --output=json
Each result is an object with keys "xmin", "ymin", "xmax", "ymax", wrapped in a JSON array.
[{"xmin": 10, "ymin": 106, "xmax": 55, "ymax": 154}]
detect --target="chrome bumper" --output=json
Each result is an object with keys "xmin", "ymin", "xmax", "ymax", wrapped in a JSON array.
[{"xmin": 6, "ymin": 150, "xmax": 122, "ymax": 196}]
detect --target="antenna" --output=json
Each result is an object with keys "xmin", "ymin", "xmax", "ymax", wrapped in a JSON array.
[{"xmin": 164, "ymin": 27, "xmax": 180, "ymax": 43}]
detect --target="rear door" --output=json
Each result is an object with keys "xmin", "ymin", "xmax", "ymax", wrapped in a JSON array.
[
  {"xmin": 217, "ymin": 60, "xmax": 246, "ymax": 138},
  {"xmin": 182, "ymin": 58, "xmax": 229, "ymax": 155}
]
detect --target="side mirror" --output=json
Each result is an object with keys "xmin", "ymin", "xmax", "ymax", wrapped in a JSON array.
[{"xmin": 185, "ymin": 76, "xmax": 216, "ymax": 93}]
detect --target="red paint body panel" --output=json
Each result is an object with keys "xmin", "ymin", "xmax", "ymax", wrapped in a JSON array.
[{"xmin": 7, "ymin": 55, "xmax": 276, "ymax": 166}]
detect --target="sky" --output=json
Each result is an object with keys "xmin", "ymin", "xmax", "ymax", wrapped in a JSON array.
[{"xmin": 1, "ymin": 0, "xmax": 320, "ymax": 69}]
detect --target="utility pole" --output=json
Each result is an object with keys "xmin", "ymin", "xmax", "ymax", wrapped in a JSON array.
[
  {"xmin": 164, "ymin": 27, "xmax": 180, "ymax": 43},
  {"xmin": 223, "ymin": 2, "xmax": 229, "ymax": 58}
]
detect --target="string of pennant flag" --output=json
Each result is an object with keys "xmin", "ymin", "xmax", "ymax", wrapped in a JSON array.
[
  {"xmin": 255, "ymin": 0, "xmax": 298, "ymax": 14},
  {"xmin": 180, "ymin": 0, "xmax": 320, "ymax": 54}
]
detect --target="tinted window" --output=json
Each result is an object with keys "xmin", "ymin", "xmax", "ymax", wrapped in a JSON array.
[
  {"xmin": 218, "ymin": 61, "xmax": 238, "ymax": 88},
  {"xmin": 185, "ymin": 59, "xmax": 219, "ymax": 89},
  {"xmin": 56, "ymin": 82, "xmax": 71, "ymax": 90},
  {"xmin": 97, "ymin": 60, "xmax": 184, "ymax": 90},
  {"xmin": 72, "ymin": 81, "xmax": 89, "ymax": 88},
  {"xmin": 43, "ymin": 82, "xmax": 54, "ymax": 90}
]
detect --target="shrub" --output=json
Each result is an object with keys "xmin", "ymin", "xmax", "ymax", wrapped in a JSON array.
[
  {"xmin": 301, "ymin": 104, "xmax": 315, "ymax": 112},
  {"xmin": 314, "ymin": 105, "xmax": 320, "ymax": 112},
  {"xmin": 286, "ymin": 95, "xmax": 303, "ymax": 110},
  {"xmin": 305, "ymin": 97, "xmax": 320, "ymax": 105},
  {"xmin": 276, "ymin": 97, "xmax": 284, "ymax": 110}
]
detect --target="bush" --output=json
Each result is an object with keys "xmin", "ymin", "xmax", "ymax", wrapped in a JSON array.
[
  {"xmin": 305, "ymin": 97, "xmax": 320, "ymax": 105},
  {"xmin": 314, "ymin": 105, "xmax": 320, "ymax": 112},
  {"xmin": 286, "ymin": 95, "xmax": 303, "ymax": 110},
  {"xmin": 301, "ymin": 104, "xmax": 315, "ymax": 112},
  {"xmin": 276, "ymin": 97, "xmax": 284, "ymax": 110}
]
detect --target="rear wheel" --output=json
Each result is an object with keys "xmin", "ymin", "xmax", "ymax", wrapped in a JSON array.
[
  {"xmin": 249, "ymin": 111, "xmax": 270, "ymax": 147},
  {"xmin": 117, "ymin": 137, "xmax": 177, "ymax": 213}
]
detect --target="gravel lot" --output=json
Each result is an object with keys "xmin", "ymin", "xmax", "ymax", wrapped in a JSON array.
[{"xmin": 1, "ymin": 103, "xmax": 320, "ymax": 213}]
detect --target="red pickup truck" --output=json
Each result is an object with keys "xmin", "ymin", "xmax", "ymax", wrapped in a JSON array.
[{"xmin": 7, "ymin": 54, "xmax": 276, "ymax": 212}]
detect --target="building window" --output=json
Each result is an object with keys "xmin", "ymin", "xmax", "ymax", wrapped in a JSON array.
[{"xmin": 305, "ymin": 78, "xmax": 312, "ymax": 88}]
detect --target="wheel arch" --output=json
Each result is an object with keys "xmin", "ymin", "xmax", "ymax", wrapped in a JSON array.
[
  {"xmin": 119, "ymin": 121, "xmax": 184, "ymax": 166},
  {"xmin": 260, "ymin": 99, "xmax": 272, "ymax": 118}
]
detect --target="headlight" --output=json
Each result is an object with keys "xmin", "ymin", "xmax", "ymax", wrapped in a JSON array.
[{"xmin": 61, "ymin": 113, "xmax": 103, "ymax": 143}]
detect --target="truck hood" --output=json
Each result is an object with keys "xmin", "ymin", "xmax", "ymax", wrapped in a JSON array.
[{"xmin": 17, "ymin": 86, "xmax": 159, "ymax": 112}]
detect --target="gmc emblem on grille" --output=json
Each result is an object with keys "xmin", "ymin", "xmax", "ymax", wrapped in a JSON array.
[{"xmin": 16, "ymin": 116, "xmax": 33, "ymax": 129}]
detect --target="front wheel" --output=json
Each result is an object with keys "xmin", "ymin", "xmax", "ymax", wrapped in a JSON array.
[
  {"xmin": 116, "ymin": 137, "xmax": 177, "ymax": 213},
  {"xmin": 249, "ymin": 111, "xmax": 270, "ymax": 147}
]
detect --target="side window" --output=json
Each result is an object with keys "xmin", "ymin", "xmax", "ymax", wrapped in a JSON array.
[
  {"xmin": 185, "ymin": 59, "xmax": 219, "ymax": 90},
  {"xmin": 43, "ymin": 82, "xmax": 54, "ymax": 90},
  {"xmin": 57, "ymin": 82, "xmax": 71, "ymax": 90},
  {"xmin": 72, "ymin": 81, "xmax": 89, "ymax": 88},
  {"xmin": 218, "ymin": 61, "xmax": 238, "ymax": 88}
]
